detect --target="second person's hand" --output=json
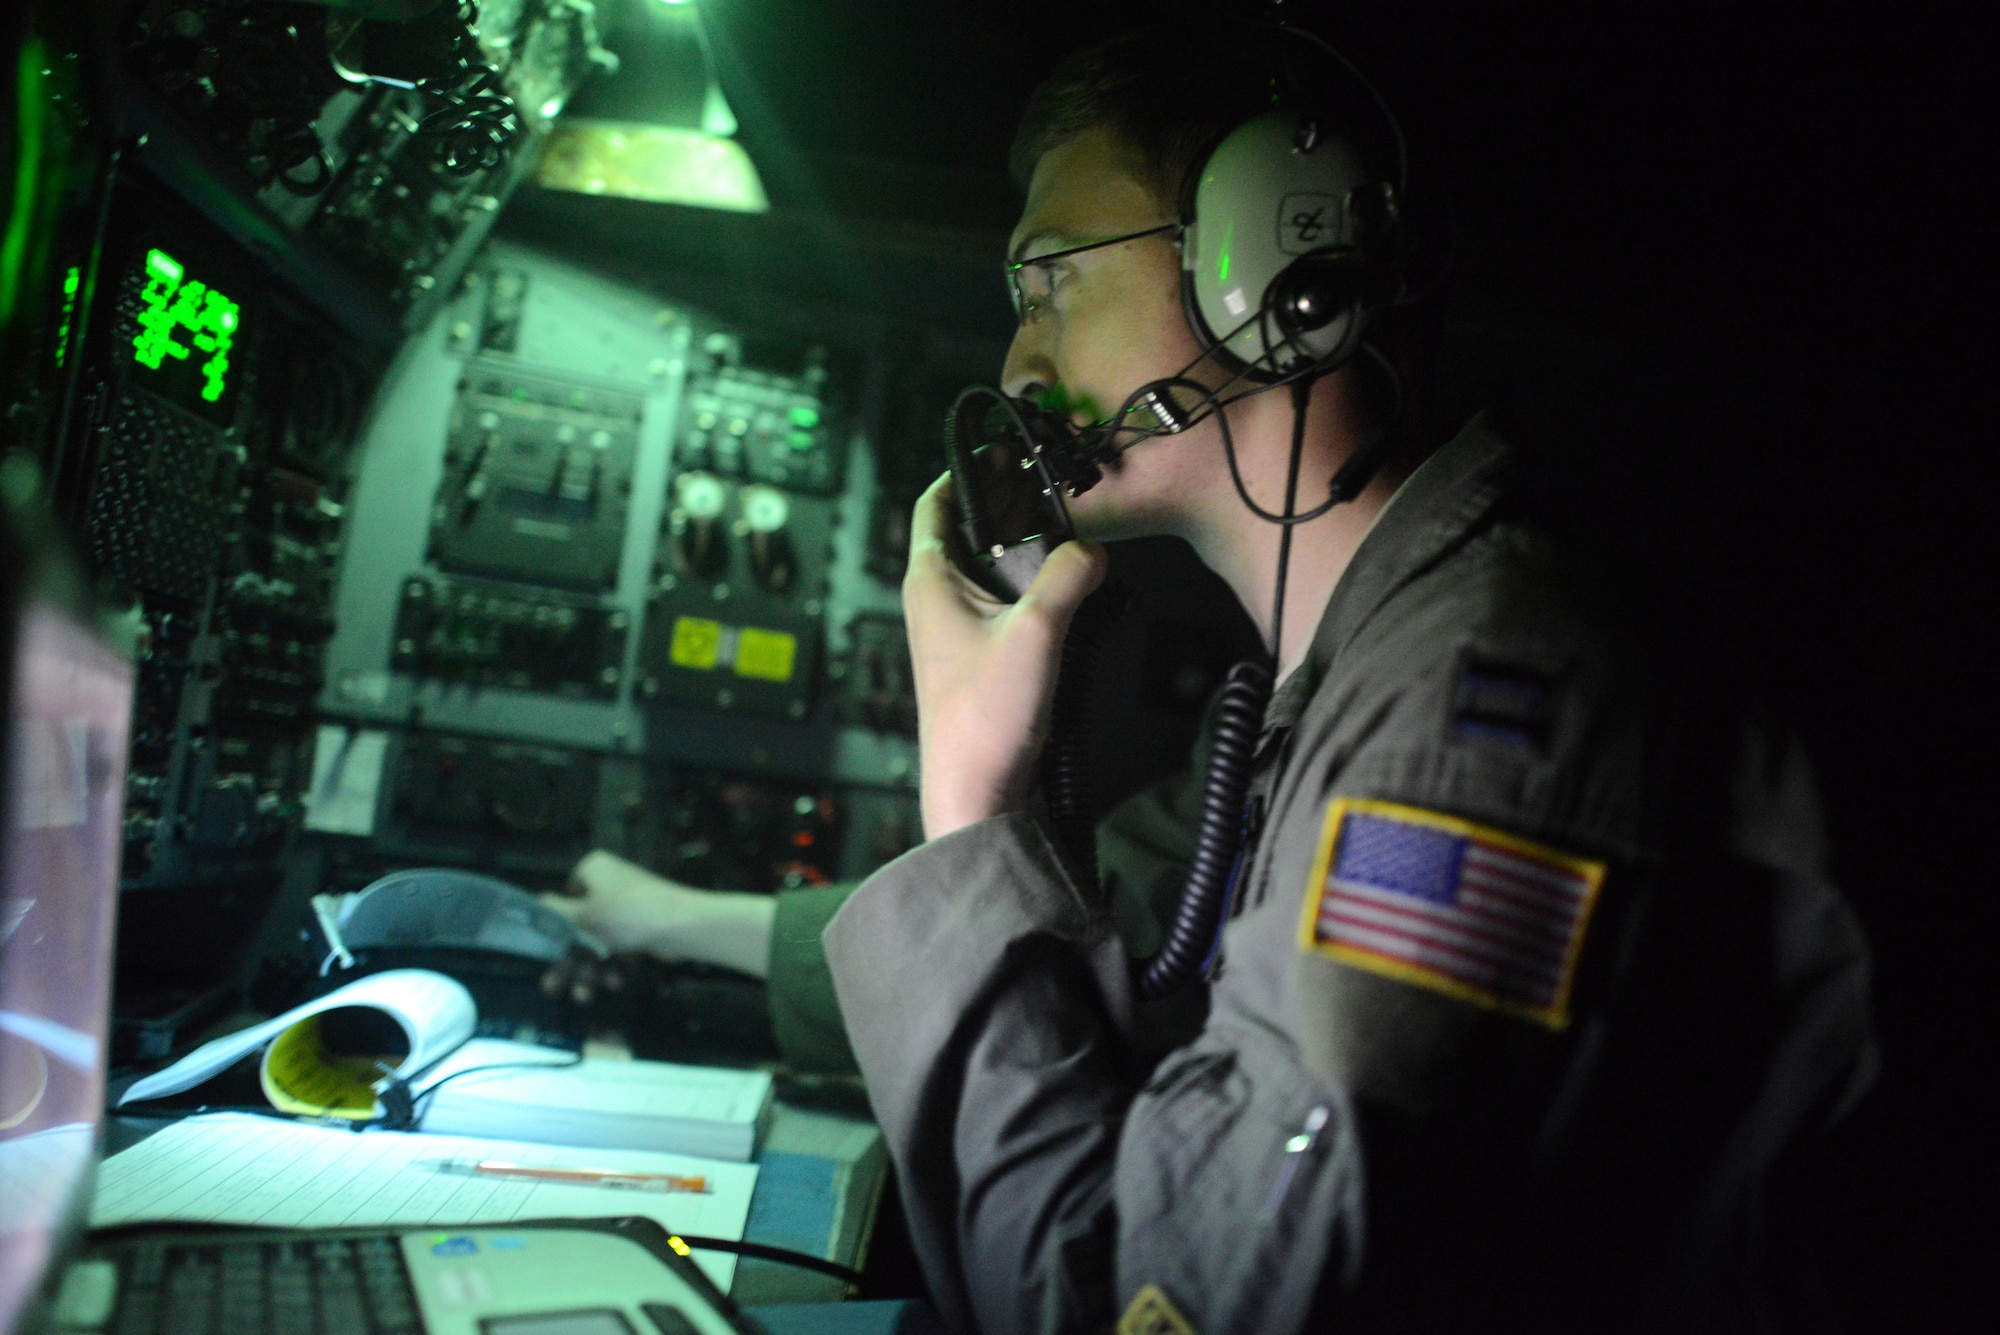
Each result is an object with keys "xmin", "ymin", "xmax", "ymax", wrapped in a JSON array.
[{"xmin": 540, "ymin": 850, "xmax": 776, "ymax": 979}]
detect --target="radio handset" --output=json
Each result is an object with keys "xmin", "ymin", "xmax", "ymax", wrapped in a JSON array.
[{"xmin": 942, "ymin": 386, "xmax": 1107, "ymax": 602}]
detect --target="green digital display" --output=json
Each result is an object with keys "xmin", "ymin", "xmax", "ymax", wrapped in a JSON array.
[{"xmin": 130, "ymin": 247, "xmax": 240, "ymax": 415}]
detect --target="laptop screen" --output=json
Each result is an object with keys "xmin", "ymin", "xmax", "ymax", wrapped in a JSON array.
[{"xmin": 0, "ymin": 598, "xmax": 133, "ymax": 1334}]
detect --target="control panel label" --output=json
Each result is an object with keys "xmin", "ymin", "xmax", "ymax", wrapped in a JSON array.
[{"xmin": 669, "ymin": 617, "xmax": 797, "ymax": 683}]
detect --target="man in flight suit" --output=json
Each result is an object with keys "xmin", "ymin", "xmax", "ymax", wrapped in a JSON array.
[{"xmin": 557, "ymin": 29, "xmax": 1876, "ymax": 1332}]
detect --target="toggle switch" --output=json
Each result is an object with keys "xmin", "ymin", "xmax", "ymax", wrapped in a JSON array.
[
  {"xmin": 555, "ymin": 446, "xmax": 597, "ymax": 505},
  {"xmin": 672, "ymin": 472, "xmax": 730, "ymax": 579},
  {"xmin": 739, "ymin": 484, "xmax": 796, "ymax": 593},
  {"xmin": 457, "ymin": 431, "xmax": 496, "ymax": 526}
]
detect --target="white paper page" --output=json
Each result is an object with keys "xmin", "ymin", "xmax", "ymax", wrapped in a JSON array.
[
  {"xmin": 119, "ymin": 970, "xmax": 476, "ymax": 1105},
  {"xmin": 0, "ymin": 1123, "xmax": 96, "ymax": 1236},
  {"xmin": 427, "ymin": 1058, "xmax": 771, "ymax": 1122},
  {"xmin": 417, "ymin": 1058, "xmax": 773, "ymax": 1159},
  {"xmin": 89, "ymin": 1113, "xmax": 759, "ymax": 1291}
]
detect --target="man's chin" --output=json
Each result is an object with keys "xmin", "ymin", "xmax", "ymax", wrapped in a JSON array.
[{"xmin": 1068, "ymin": 499, "xmax": 1170, "ymax": 545}]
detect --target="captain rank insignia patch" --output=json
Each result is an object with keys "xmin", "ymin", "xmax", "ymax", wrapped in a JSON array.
[
  {"xmin": 1118, "ymin": 1284, "xmax": 1199, "ymax": 1335},
  {"xmin": 1297, "ymin": 798, "xmax": 1607, "ymax": 1029}
]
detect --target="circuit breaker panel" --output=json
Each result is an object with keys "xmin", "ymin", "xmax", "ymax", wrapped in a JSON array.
[{"xmin": 428, "ymin": 365, "xmax": 644, "ymax": 592}]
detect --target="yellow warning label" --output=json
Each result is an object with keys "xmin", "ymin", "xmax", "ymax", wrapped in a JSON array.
[
  {"xmin": 734, "ymin": 627, "xmax": 798, "ymax": 683},
  {"xmin": 259, "ymin": 1015, "xmax": 392, "ymax": 1120},
  {"xmin": 670, "ymin": 616, "xmax": 723, "ymax": 670}
]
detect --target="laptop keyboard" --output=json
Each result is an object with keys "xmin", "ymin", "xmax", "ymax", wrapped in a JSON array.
[{"xmin": 106, "ymin": 1236, "xmax": 422, "ymax": 1335}]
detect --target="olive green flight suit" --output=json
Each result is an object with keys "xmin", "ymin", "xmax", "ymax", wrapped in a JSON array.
[{"xmin": 817, "ymin": 417, "xmax": 1876, "ymax": 1334}]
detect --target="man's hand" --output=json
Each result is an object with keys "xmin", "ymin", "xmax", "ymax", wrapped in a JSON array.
[
  {"xmin": 904, "ymin": 473, "xmax": 1107, "ymax": 839},
  {"xmin": 540, "ymin": 850, "xmax": 775, "ymax": 980}
]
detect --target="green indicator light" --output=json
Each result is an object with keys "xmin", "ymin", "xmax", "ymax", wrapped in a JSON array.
[
  {"xmin": 787, "ymin": 405, "xmax": 819, "ymax": 428},
  {"xmin": 786, "ymin": 430, "xmax": 815, "ymax": 451}
]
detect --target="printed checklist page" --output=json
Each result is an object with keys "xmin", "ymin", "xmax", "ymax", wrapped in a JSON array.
[{"xmin": 90, "ymin": 1113, "xmax": 759, "ymax": 1290}]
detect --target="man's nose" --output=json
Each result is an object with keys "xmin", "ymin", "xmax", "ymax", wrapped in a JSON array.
[{"xmin": 1001, "ymin": 325, "xmax": 1054, "ymax": 402}]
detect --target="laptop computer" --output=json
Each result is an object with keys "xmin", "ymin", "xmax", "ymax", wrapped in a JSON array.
[{"xmin": 0, "ymin": 501, "xmax": 755, "ymax": 1335}]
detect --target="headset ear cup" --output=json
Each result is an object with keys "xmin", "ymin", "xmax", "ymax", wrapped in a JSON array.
[
  {"xmin": 1271, "ymin": 254, "xmax": 1365, "ymax": 338},
  {"xmin": 1180, "ymin": 111, "xmax": 1392, "ymax": 378}
]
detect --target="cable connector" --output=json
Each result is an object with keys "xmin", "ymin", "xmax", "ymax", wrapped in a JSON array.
[
  {"xmin": 373, "ymin": 1073, "xmax": 418, "ymax": 1131},
  {"xmin": 1138, "ymin": 385, "xmax": 1195, "ymax": 434}
]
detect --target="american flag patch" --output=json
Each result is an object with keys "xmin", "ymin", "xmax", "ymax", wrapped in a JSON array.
[{"xmin": 1296, "ymin": 798, "xmax": 1606, "ymax": 1029}]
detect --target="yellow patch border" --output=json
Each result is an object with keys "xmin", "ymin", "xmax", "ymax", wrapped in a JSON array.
[
  {"xmin": 1118, "ymin": 1283, "xmax": 1198, "ymax": 1335},
  {"xmin": 1295, "ymin": 797, "xmax": 1606, "ymax": 1031}
]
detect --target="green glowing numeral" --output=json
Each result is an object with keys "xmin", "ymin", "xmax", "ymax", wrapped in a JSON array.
[{"xmin": 131, "ymin": 247, "xmax": 239, "ymax": 402}]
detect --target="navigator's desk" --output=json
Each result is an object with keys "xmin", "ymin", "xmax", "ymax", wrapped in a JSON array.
[{"xmin": 103, "ymin": 1098, "xmax": 889, "ymax": 1308}]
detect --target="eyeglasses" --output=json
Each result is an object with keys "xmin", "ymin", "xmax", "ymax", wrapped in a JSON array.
[{"xmin": 1006, "ymin": 223, "xmax": 1181, "ymax": 321}]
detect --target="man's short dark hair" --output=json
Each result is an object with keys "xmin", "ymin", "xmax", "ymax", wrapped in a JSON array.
[
  {"xmin": 1009, "ymin": 25, "xmax": 1395, "ymax": 211},
  {"xmin": 1009, "ymin": 28, "xmax": 1270, "ymax": 208}
]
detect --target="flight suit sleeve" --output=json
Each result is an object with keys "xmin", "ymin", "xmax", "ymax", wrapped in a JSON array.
[
  {"xmin": 766, "ymin": 762, "xmax": 1206, "ymax": 1077},
  {"xmin": 1255, "ymin": 621, "xmax": 1876, "ymax": 1325},
  {"xmin": 767, "ymin": 880, "xmax": 863, "ymax": 1074},
  {"xmin": 823, "ymin": 813, "xmax": 1138, "ymax": 1334},
  {"xmin": 1276, "ymin": 642, "xmax": 1874, "ymax": 1128},
  {"xmin": 1262, "ymin": 574, "xmax": 1668, "ymax": 1121}
]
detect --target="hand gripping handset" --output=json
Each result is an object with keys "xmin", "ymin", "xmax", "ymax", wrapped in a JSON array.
[
  {"xmin": 942, "ymin": 386, "xmax": 1107, "ymax": 601},
  {"xmin": 934, "ymin": 386, "xmax": 1272, "ymax": 1000},
  {"xmin": 938, "ymin": 386, "xmax": 1110, "ymax": 879}
]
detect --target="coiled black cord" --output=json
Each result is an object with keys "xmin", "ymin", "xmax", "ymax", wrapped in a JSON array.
[
  {"xmin": 1042, "ymin": 591, "xmax": 1114, "ymax": 891},
  {"xmin": 1135, "ymin": 657, "xmax": 1273, "ymax": 1000},
  {"xmin": 408, "ymin": 1, "xmax": 523, "ymax": 176},
  {"xmin": 420, "ymin": 65, "xmax": 521, "ymax": 175}
]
